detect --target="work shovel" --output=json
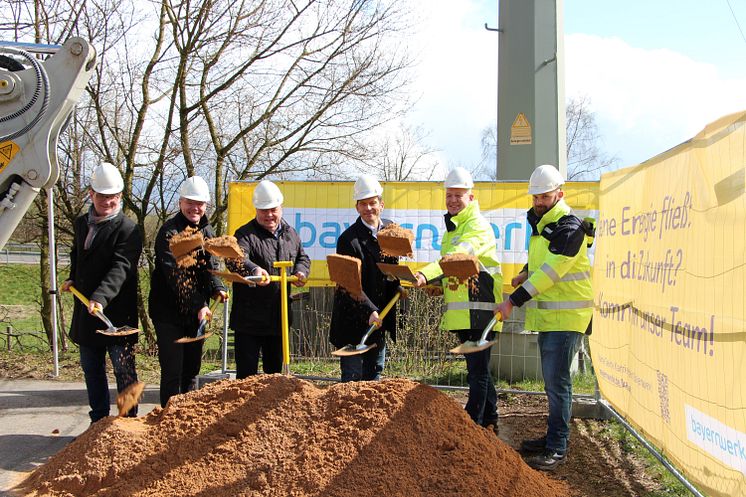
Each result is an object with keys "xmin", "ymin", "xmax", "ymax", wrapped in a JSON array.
[
  {"xmin": 449, "ymin": 311, "xmax": 502, "ymax": 355},
  {"xmin": 175, "ymin": 297, "xmax": 223, "ymax": 344},
  {"xmin": 376, "ymin": 262, "xmax": 444, "ymax": 289},
  {"xmin": 331, "ymin": 287, "xmax": 404, "ymax": 357},
  {"xmin": 209, "ymin": 269, "xmax": 265, "ymax": 286},
  {"xmin": 68, "ymin": 285, "xmax": 139, "ymax": 336}
]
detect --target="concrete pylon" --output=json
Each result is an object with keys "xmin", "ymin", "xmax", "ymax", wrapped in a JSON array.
[{"xmin": 496, "ymin": 0, "xmax": 566, "ymax": 181}]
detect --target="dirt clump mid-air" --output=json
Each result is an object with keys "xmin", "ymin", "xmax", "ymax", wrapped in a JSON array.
[
  {"xmin": 18, "ymin": 376, "xmax": 570, "ymax": 497},
  {"xmin": 203, "ymin": 235, "xmax": 244, "ymax": 260},
  {"xmin": 116, "ymin": 381, "xmax": 145, "ymax": 417},
  {"xmin": 169, "ymin": 227, "xmax": 204, "ymax": 267},
  {"xmin": 326, "ymin": 253, "xmax": 364, "ymax": 299},
  {"xmin": 378, "ymin": 223, "xmax": 415, "ymax": 258},
  {"xmin": 439, "ymin": 253, "xmax": 479, "ymax": 291}
]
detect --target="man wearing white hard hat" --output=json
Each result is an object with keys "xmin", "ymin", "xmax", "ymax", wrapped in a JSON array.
[
  {"xmin": 149, "ymin": 175, "xmax": 227, "ymax": 407},
  {"xmin": 226, "ymin": 180, "xmax": 310, "ymax": 378},
  {"xmin": 414, "ymin": 167, "xmax": 503, "ymax": 430},
  {"xmin": 61, "ymin": 162, "xmax": 143, "ymax": 422},
  {"xmin": 329, "ymin": 175, "xmax": 401, "ymax": 382},
  {"xmin": 495, "ymin": 164, "xmax": 594, "ymax": 471}
]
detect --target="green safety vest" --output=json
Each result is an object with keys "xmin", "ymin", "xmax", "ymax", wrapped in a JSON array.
[
  {"xmin": 522, "ymin": 198, "xmax": 593, "ymax": 333},
  {"xmin": 420, "ymin": 201, "xmax": 503, "ymax": 332}
]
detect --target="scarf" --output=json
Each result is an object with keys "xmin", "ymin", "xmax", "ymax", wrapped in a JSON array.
[{"xmin": 84, "ymin": 205, "xmax": 121, "ymax": 250}]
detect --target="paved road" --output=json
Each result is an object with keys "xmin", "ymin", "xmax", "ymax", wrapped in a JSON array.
[
  {"xmin": 0, "ymin": 379, "xmax": 159, "ymax": 496},
  {"xmin": 0, "ymin": 248, "xmax": 69, "ymax": 265}
]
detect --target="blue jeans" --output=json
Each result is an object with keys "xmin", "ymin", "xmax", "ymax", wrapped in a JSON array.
[
  {"xmin": 458, "ymin": 329, "xmax": 498, "ymax": 425},
  {"xmin": 79, "ymin": 342, "xmax": 138, "ymax": 422},
  {"xmin": 340, "ymin": 342, "xmax": 386, "ymax": 382},
  {"xmin": 538, "ymin": 331, "xmax": 580, "ymax": 453}
]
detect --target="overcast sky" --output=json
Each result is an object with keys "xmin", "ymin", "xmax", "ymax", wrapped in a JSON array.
[{"xmin": 406, "ymin": 0, "xmax": 746, "ymax": 178}]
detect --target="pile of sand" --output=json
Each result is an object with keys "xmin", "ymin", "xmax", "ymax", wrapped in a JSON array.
[{"xmin": 19, "ymin": 376, "xmax": 569, "ymax": 497}]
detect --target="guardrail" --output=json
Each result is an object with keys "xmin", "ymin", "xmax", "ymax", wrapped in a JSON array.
[{"xmin": 1, "ymin": 243, "xmax": 71, "ymax": 265}]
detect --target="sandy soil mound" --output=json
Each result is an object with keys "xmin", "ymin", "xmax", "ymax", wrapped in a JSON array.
[{"xmin": 19, "ymin": 376, "xmax": 569, "ymax": 497}]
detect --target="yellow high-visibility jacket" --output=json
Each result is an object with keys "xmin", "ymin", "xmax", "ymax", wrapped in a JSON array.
[
  {"xmin": 420, "ymin": 201, "xmax": 503, "ymax": 332},
  {"xmin": 509, "ymin": 198, "xmax": 593, "ymax": 333}
]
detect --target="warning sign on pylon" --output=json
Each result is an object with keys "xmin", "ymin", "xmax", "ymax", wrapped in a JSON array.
[
  {"xmin": 0, "ymin": 140, "xmax": 20, "ymax": 174},
  {"xmin": 510, "ymin": 112, "xmax": 532, "ymax": 145}
]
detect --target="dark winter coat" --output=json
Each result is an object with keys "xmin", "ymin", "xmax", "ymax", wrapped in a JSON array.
[
  {"xmin": 227, "ymin": 218, "xmax": 311, "ymax": 336},
  {"xmin": 148, "ymin": 212, "xmax": 225, "ymax": 328},
  {"xmin": 68, "ymin": 210, "xmax": 142, "ymax": 347},
  {"xmin": 329, "ymin": 217, "xmax": 400, "ymax": 348}
]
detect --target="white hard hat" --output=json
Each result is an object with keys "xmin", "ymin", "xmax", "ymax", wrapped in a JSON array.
[
  {"xmin": 352, "ymin": 174, "xmax": 383, "ymax": 201},
  {"xmin": 253, "ymin": 180, "xmax": 284, "ymax": 209},
  {"xmin": 444, "ymin": 167, "xmax": 474, "ymax": 189},
  {"xmin": 90, "ymin": 162, "xmax": 123, "ymax": 195},
  {"xmin": 179, "ymin": 176, "xmax": 211, "ymax": 202},
  {"xmin": 528, "ymin": 164, "xmax": 565, "ymax": 195}
]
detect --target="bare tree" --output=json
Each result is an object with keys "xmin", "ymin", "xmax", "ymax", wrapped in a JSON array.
[
  {"xmin": 475, "ymin": 123, "xmax": 497, "ymax": 181},
  {"xmin": 63, "ymin": 0, "xmax": 414, "ymax": 232},
  {"xmin": 565, "ymin": 95, "xmax": 617, "ymax": 180},
  {"xmin": 362, "ymin": 124, "xmax": 440, "ymax": 181}
]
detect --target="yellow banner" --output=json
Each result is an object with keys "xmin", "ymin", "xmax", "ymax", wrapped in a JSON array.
[
  {"xmin": 228, "ymin": 180, "xmax": 598, "ymax": 289},
  {"xmin": 592, "ymin": 111, "xmax": 746, "ymax": 496}
]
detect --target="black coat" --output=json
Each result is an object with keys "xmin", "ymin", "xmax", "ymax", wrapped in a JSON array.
[
  {"xmin": 228, "ymin": 218, "xmax": 311, "ymax": 336},
  {"xmin": 329, "ymin": 217, "xmax": 400, "ymax": 348},
  {"xmin": 68, "ymin": 210, "xmax": 142, "ymax": 347},
  {"xmin": 148, "ymin": 212, "xmax": 225, "ymax": 327}
]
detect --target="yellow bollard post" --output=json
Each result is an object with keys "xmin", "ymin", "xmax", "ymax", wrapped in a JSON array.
[{"xmin": 273, "ymin": 261, "xmax": 294, "ymax": 375}]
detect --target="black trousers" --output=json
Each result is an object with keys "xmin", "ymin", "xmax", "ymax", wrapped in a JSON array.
[
  {"xmin": 235, "ymin": 333, "xmax": 283, "ymax": 379},
  {"xmin": 155, "ymin": 320, "xmax": 203, "ymax": 407}
]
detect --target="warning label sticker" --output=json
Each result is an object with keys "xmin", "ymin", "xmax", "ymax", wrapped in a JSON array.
[
  {"xmin": 510, "ymin": 112, "xmax": 532, "ymax": 145},
  {"xmin": 0, "ymin": 141, "xmax": 20, "ymax": 174}
]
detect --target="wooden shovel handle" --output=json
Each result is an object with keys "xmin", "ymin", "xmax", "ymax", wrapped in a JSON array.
[{"xmin": 68, "ymin": 285, "xmax": 91, "ymax": 307}]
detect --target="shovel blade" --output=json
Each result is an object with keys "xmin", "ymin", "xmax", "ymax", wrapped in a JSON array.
[
  {"xmin": 96, "ymin": 326, "xmax": 140, "ymax": 337},
  {"xmin": 331, "ymin": 342, "xmax": 378, "ymax": 357},
  {"xmin": 116, "ymin": 381, "xmax": 145, "ymax": 417},
  {"xmin": 449, "ymin": 339, "xmax": 496, "ymax": 355},
  {"xmin": 174, "ymin": 332, "xmax": 213, "ymax": 344}
]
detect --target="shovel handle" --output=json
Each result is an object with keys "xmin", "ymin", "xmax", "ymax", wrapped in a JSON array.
[
  {"xmin": 69, "ymin": 285, "xmax": 114, "ymax": 329},
  {"xmin": 358, "ymin": 288, "xmax": 403, "ymax": 345},
  {"xmin": 477, "ymin": 311, "xmax": 502, "ymax": 343},
  {"xmin": 68, "ymin": 285, "xmax": 90, "ymax": 307},
  {"xmin": 196, "ymin": 297, "xmax": 223, "ymax": 336}
]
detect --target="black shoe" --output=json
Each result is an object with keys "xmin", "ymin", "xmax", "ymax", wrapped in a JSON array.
[
  {"xmin": 526, "ymin": 449, "xmax": 566, "ymax": 471},
  {"xmin": 481, "ymin": 420, "xmax": 499, "ymax": 435},
  {"xmin": 520, "ymin": 436, "xmax": 546, "ymax": 453}
]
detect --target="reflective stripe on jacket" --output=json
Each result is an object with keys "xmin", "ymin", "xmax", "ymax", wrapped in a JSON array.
[
  {"xmin": 519, "ymin": 198, "xmax": 593, "ymax": 333},
  {"xmin": 420, "ymin": 201, "xmax": 503, "ymax": 332}
]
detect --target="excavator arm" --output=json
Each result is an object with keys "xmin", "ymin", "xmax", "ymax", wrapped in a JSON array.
[{"xmin": 0, "ymin": 38, "xmax": 96, "ymax": 249}]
